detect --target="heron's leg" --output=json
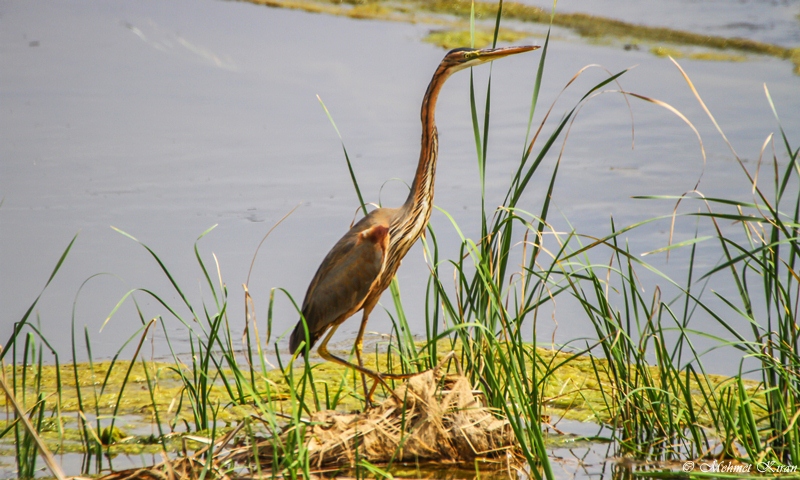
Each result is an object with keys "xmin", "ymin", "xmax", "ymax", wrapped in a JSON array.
[
  {"xmin": 317, "ymin": 322, "xmax": 399, "ymax": 404},
  {"xmin": 354, "ymin": 311, "xmax": 372, "ymax": 408},
  {"xmin": 355, "ymin": 311, "xmax": 435, "ymax": 404}
]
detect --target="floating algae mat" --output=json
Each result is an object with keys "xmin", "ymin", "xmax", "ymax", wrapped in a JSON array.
[
  {"xmin": 1, "ymin": 345, "xmax": 760, "ymax": 465},
  {"xmin": 0, "ymin": 346, "xmax": 741, "ymax": 426},
  {"xmin": 241, "ymin": 0, "xmax": 800, "ymax": 73}
]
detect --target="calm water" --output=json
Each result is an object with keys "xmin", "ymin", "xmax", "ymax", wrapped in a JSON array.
[
  {"xmin": 2, "ymin": 0, "xmax": 799, "ymax": 365},
  {"xmin": 1, "ymin": 0, "xmax": 799, "ymax": 478},
  {"xmin": 521, "ymin": 0, "xmax": 800, "ymax": 47}
]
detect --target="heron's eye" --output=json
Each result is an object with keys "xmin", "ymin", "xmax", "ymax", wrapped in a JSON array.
[{"xmin": 464, "ymin": 51, "xmax": 480, "ymax": 60}]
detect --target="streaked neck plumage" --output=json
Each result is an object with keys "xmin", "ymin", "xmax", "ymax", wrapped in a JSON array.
[
  {"xmin": 386, "ymin": 62, "xmax": 455, "ymax": 265},
  {"xmin": 405, "ymin": 61, "xmax": 453, "ymax": 213}
]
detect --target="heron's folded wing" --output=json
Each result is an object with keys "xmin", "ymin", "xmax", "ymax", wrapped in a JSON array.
[{"xmin": 300, "ymin": 234, "xmax": 385, "ymax": 338}]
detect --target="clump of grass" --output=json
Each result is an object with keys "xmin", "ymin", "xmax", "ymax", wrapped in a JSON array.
[{"xmin": 689, "ymin": 81, "xmax": 800, "ymax": 463}]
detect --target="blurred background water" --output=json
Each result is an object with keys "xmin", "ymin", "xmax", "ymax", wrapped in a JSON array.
[
  {"xmin": 1, "ymin": 0, "xmax": 799, "ymax": 367},
  {"xmin": 521, "ymin": 0, "xmax": 800, "ymax": 47}
]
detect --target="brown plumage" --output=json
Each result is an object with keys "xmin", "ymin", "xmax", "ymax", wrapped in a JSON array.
[
  {"xmin": 289, "ymin": 45, "xmax": 538, "ymax": 403},
  {"xmin": 289, "ymin": 219, "xmax": 392, "ymax": 351}
]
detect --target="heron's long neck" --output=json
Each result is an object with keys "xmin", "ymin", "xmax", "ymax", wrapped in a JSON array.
[{"xmin": 396, "ymin": 63, "xmax": 452, "ymax": 238}]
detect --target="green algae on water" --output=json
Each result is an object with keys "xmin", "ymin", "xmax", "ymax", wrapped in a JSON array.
[
  {"xmin": 424, "ymin": 29, "xmax": 531, "ymax": 50},
  {"xmin": 650, "ymin": 46, "xmax": 748, "ymax": 62},
  {"xmin": 2, "ymin": 344, "xmax": 756, "ymax": 427},
  {"xmin": 240, "ymin": 0, "xmax": 800, "ymax": 73},
  {"xmin": 0, "ymin": 343, "xmax": 768, "ymax": 460}
]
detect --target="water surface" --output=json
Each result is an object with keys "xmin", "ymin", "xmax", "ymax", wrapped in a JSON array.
[
  {"xmin": 2, "ymin": 1, "xmax": 800, "ymax": 478},
  {"xmin": 2, "ymin": 0, "xmax": 799, "ymax": 367}
]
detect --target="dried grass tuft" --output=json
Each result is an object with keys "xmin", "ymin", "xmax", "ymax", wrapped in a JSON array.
[{"xmin": 270, "ymin": 371, "xmax": 518, "ymax": 468}]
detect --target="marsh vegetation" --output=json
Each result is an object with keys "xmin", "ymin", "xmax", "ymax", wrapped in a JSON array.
[{"xmin": 2, "ymin": 2, "xmax": 799, "ymax": 480}]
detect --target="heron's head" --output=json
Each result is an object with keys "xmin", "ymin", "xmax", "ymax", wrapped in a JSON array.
[{"xmin": 442, "ymin": 45, "xmax": 539, "ymax": 73}]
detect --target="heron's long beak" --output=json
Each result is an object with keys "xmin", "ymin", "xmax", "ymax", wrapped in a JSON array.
[{"xmin": 472, "ymin": 45, "xmax": 540, "ymax": 61}]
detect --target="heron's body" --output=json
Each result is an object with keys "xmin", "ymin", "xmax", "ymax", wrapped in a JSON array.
[
  {"xmin": 288, "ymin": 45, "xmax": 537, "ymax": 403},
  {"xmin": 289, "ymin": 208, "xmax": 399, "ymax": 351}
]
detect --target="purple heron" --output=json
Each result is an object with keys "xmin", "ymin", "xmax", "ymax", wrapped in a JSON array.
[{"xmin": 289, "ymin": 45, "xmax": 538, "ymax": 402}]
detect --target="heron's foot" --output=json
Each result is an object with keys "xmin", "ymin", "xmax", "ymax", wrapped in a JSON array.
[
  {"xmin": 363, "ymin": 372, "xmax": 405, "ymax": 409},
  {"xmin": 360, "ymin": 370, "xmax": 424, "ymax": 410},
  {"xmin": 376, "ymin": 350, "xmax": 457, "ymax": 381},
  {"xmin": 361, "ymin": 376, "xmax": 379, "ymax": 411},
  {"xmin": 361, "ymin": 353, "xmax": 460, "ymax": 411}
]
